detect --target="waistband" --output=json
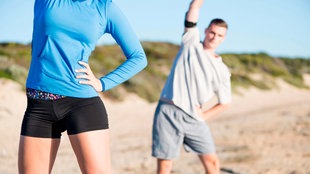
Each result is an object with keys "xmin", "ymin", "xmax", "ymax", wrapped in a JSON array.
[
  {"xmin": 26, "ymin": 88, "xmax": 66, "ymax": 100},
  {"xmin": 159, "ymin": 98, "xmax": 175, "ymax": 105}
]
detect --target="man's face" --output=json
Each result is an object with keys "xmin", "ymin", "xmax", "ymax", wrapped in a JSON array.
[{"xmin": 203, "ymin": 24, "xmax": 227, "ymax": 49}]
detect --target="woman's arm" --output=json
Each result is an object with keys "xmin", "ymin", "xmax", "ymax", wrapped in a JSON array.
[{"xmin": 99, "ymin": 2, "xmax": 147, "ymax": 91}]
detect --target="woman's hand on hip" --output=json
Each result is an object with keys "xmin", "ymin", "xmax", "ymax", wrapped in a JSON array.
[{"xmin": 75, "ymin": 61, "xmax": 103, "ymax": 92}]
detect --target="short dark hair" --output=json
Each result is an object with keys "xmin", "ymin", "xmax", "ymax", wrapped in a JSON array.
[{"xmin": 208, "ymin": 18, "xmax": 228, "ymax": 29}]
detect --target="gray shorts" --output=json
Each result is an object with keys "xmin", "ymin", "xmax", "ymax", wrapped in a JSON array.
[{"xmin": 152, "ymin": 101, "xmax": 215, "ymax": 160}]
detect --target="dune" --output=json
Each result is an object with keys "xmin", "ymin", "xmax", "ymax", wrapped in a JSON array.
[{"xmin": 0, "ymin": 77, "xmax": 309, "ymax": 174}]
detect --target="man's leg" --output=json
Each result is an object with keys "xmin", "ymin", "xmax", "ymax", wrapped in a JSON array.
[
  {"xmin": 152, "ymin": 102, "xmax": 186, "ymax": 174},
  {"xmin": 198, "ymin": 153, "xmax": 220, "ymax": 174},
  {"xmin": 157, "ymin": 158, "xmax": 173, "ymax": 174}
]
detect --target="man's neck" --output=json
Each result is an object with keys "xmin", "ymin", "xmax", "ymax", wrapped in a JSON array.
[{"xmin": 203, "ymin": 48, "xmax": 219, "ymax": 58}]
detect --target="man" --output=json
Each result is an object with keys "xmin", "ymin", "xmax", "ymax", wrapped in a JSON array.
[{"xmin": 151, "ymin": 0, "xmax": 231, "ymax": 173}]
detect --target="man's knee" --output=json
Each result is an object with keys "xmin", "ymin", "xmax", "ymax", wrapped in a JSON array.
[
  {"xmin": 199, "ymin": 154, "xmax": 220, "ymax": 173},
  {"xmin": 157, "ymin": 159, "xmax": 172, "ymax": 174}
]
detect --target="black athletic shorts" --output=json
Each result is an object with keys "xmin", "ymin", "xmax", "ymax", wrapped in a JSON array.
[{"xmin": 20, "ymin": 96, "xmax": 109, "ymax": 138}]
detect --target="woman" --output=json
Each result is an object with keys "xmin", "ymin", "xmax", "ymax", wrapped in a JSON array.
[{"xmin": 18, "ymin": 0, "xmax": 147, "ymax": 173}]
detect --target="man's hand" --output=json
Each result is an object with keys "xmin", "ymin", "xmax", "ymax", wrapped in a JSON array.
[
  {"xmin": 75, "ymin": 61, "xmax": 103, "ymax": 92},
  {"xmin": 196, "ymin": 105, "xmax": 204, "ymax": 117}
]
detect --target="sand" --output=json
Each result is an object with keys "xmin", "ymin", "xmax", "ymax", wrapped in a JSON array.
[{"xmin": 0, "ymin": 77, "xmax": 309, "ymax": 174}]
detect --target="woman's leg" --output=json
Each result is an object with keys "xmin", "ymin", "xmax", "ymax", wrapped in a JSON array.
[
  {"xmin": 18, "ymin": 136, "xmax": 60, "ymax": 174},
  {"xmin": 69, "ymin": 129, "xmax": 111, "ymax": 174}
]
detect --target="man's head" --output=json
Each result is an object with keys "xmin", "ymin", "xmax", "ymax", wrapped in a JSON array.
[{"xmin": 203, "ymin": 18, "xmax": 228, "ymax": 50}]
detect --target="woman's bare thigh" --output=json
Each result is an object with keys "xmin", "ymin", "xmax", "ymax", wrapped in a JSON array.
[
  {"xmin": 18, "ymin": 136, "xmax": 61, "ymax": 174},
  {"xmin": 69, "ymin": 129, "xmax": 111, "ymax": 174}
]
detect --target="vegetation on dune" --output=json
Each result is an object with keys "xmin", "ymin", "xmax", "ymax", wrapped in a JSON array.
[
  {"xmin": 222, "ymin": 53, "xmax": 310, "ymax": 92},
  {"xmin": 0, "ymin": 43, "xmax": 30, "ymax": 88},
  {"xmin": 0, "ymin": 42, "xmax": 309, "ymax": 102}
]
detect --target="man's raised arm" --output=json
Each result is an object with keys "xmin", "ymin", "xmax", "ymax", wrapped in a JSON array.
[{"xmin": 185, "ymin": 0, "xmax": 204, "ymax": 31}]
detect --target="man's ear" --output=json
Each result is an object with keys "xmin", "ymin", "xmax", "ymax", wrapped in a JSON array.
[{"xmin": 204, "ymin": 28, "xmax": 209, "ymax": 34}]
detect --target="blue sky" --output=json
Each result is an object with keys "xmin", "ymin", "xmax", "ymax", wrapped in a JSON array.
[{"xmin": 1, "ymin": 0, "xmax": 310, "ymax": 58}]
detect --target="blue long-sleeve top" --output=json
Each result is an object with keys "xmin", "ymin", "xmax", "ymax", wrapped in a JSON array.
[{"xmin": 26, "ymin": 0, "xmax": 147, "ymax": 98}]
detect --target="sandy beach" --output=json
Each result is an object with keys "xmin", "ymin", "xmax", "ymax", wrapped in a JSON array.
[{"xmin": 0, "ymin": 77, "xmax": 309, "ymax": 174}]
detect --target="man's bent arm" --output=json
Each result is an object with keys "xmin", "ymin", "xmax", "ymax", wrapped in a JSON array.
[{"xmin": 197, "ymin": 103, "xmax": 230, "ymax": 120}]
